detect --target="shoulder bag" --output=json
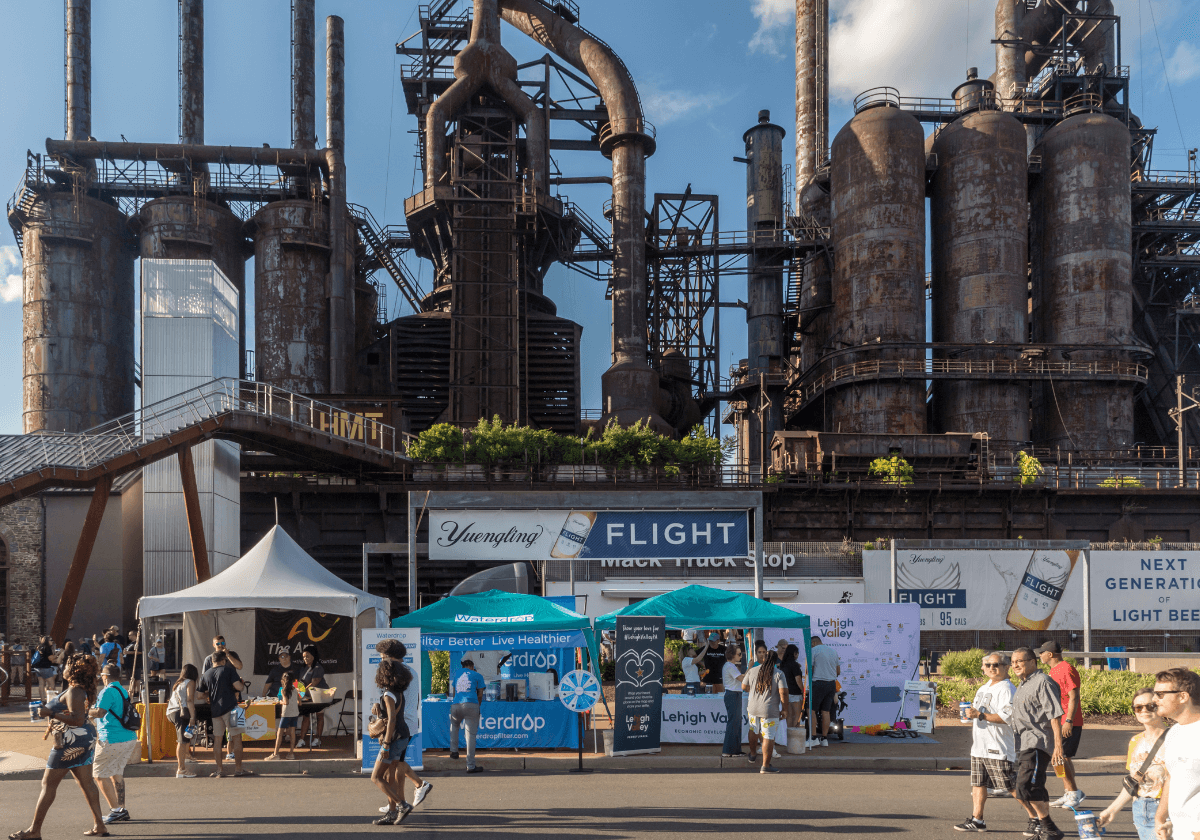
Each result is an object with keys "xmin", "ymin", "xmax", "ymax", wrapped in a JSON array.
[{"xmin": 1122, "ymin": 729, "xmax": 1168, "ymax": 797}]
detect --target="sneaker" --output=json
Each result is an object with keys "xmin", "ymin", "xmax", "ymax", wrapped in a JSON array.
[
  {"xmin": 721, "ymin": 752, "xmax": 745, "ymax": 758},
  {"xmin": 413, "ymin": 781, "xmax": 433, "ymax": 807},
  {"xmin": 1047, "ymin": 794, "xmax": 1068, "ymax": 808},
  {"xmin": 1022, "ymin": 818, "xmax": 1042, "ymax": 837},
  {"xmin": 395, "ymin": 802, "xmax": 414, "ymax": 824},
  {"xmin": 987, "ymin": 788, "xmax": 1009, "ymax": 798},
  {"xmin": 378, "ymin": 805, "xmax": 393, "ymax": 813},
  {"xmin": 372, "ymin": 810, "xmax": 398, "ymax": 826},
  {"xmin": 772, "ymin": 750, "xmax": 781, "ymax": 758},
  {"xmin": 819, "ymin": 738, "xmax": 829, "ymax": 747},
  {"xmin": 466, "ymin": 765, "xmax": 484, "ymax": 774},
  {"xmin": 1038, "ymin": 820, "xmax": 1065, "ymax": 840},
  {"xmin": 449, "ymin": 751, "xmax": 460, "ymax": 759},
  {"xmin": 175, "ymin": 770, "xmax": 197, "ymax": 778},
  {"xmin": 103, "ymin": 809, "xmax": 130, "ymax": 825},
  {"xmin": 310, "ymin": 738, "xmax": 321, "ymax": 748},
  {"xmin": 1059, "ymin": 790, "xmax": 1086, "ymax": 809},
  {"xmin": 759, "ymin": 765, "xmax": 781, "ymax": 773},
  {"xmin": 953, "ymin": 817, "xmax": 987, "ymax": 832}
]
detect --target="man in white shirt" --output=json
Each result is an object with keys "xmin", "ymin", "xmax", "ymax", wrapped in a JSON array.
[
  {"xmin": 808, "ymin": 636, "xmax": 840, "ymax": 748},
  {"xmin": 1154, "ymin": 667, "xmax": 1200, "ymax": 840},
  {"xmin": 953, "ymin": 652, "xmax": 1017, "ymax": 832}
]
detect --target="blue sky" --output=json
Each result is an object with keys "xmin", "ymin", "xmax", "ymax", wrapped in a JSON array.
[{"xmin": 2, "ymin": 0, "xmax": 1197, "ymax": 435}]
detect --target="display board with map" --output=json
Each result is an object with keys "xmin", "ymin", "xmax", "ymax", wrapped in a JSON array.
[{"xmin": 769, "ymin": 603, "xmax": 921, "ymax": 728}]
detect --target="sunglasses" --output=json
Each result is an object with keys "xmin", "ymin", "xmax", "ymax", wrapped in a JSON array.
[
  {"xmin": 982, "ymin": 663, "xmax": 1004, "ymax": 668},
  {"xmin": 1133, "ymin": 703, "xmax": 1159, "ymax": 713},
  {"xmin": 1154, "ymin": 690, "xmax": 1182, "ymax": 699}
]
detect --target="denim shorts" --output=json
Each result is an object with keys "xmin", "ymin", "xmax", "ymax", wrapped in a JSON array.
[
  {"xmin": 376, "ymin": 735, "xmax": 411, "ymax": 763},
  {"xmin": 279, "ymin": 716, "xmax": 298, "ymax": 729}
]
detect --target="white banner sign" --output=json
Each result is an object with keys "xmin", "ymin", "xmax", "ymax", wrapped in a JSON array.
[
  {"xmin": 770, "ymin": 603, "xmax": 920, "ymax": 728},
  {"xmin": 864, "ymin": 549, "xmax": 1085, "ymax": 632},
  {"xmin": 659, "ymin": 693, "xmax": 749, "ymax": 744},
  {"xmin": 361, "ymin": 627, "xmax": 422, "ymax": 772},
  {"xmin": 1090, "ymin": 551, "xmax": 1200, "ymax": 630}
]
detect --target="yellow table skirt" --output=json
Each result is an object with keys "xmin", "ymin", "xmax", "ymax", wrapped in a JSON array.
[{"xmin": 137, "ymin": 702, "xmax": 279, "ymax": 760}]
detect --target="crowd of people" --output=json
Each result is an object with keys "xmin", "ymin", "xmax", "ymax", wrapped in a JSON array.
[
  {"xmin": 953, "ymin": 641, "xmax": 1200, "ymax": 840},
  {"xmin": 4, "ymin": 628, "xmax": 166, "ymax": 706}
]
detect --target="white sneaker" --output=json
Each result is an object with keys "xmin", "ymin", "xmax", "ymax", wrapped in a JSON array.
[
  {"xmin": 413, "ymin": 781, "xmax": 433, "ymax": 807},
  {"xmin": 819, "ymin": 738, "xmax": 829, "ymax": 747},
  {"xmin": 1048, "ymin": 794, "xmax": 1068, "ymax": 808},
  {"xmin": 773, "ymin": 750, "xmax": 781, "ymax": 758},
  {"xmin": 310, "ymin": 738, "xmax": 321, "ymax": 748},
  {"xmin": 378, "ymin": 805, "xmax": 392, "ymax": 813},
  {"xmin": 225, "ymin": 753, "xmax": 235, "ymax": 761},
  {"xmin": 805, "ymin": 738, "xmax": 818, "ymax": 748},
  {"xmin": 1060, "ymin": 791, "xmax": 1086, "ymax": 809}
]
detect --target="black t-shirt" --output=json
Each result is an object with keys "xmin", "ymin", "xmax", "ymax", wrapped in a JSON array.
[
  {"xmin": 265, "ymin": 662, "xmax": 298, "ymax": 693},
  {"xmin": 779, "ymin": 659, "xmax": 805, "ymax": 696},
  {"xmin": 701, "ymin": 645, "xmax": 726, "ymax": 684},
  {"xmin": 301, "ymin": 664, "xmax": 326, "ymax": 688},
  {"xmin": 199, "ymin": 665, "xmax": 241, "ymax": 717}
]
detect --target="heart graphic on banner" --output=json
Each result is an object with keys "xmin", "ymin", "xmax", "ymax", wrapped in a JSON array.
[{"xmin": 617, "ymin": 650, "xmax": 661, "ymax": 688}]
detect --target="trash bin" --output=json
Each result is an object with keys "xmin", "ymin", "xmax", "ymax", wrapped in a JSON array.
[{"xmin": 1105, "ymin": 646, "xmax": 1127, "ymax": 671}]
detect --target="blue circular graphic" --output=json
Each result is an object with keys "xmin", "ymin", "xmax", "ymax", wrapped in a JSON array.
[{"xmin": 558, "ymin": 669, "xmax": 601, "ymax": 712}]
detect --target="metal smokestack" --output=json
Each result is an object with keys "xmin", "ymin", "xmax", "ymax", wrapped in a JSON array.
[
  {"xmin": 326, "ymin": 15, "xmax": 348, "ymax": 393},
  {"xmin": 292, "ymin": 0, "xmax": 316, "ymax": 148},
  {"xmin": 65, "ymin": 0, "xmax": 90, "ymax": 142},
  {"xmin": 795, "ymin": 0, "xmax": 828, "ymax": 195},
  {"xmin": 179, "ymin": 0, "xmax": 204, "ymax": 144}
]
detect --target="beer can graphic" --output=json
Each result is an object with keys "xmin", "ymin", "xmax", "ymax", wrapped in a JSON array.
[
  {"xmin": 550, "ymin": 511, "xmax": 597, "ymax": 558},
  {"xmin": 1005, "ymin": 550, "xmax": 1079, "ymax": 631}
]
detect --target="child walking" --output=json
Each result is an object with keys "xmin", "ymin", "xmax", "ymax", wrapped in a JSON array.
[{"xmin": 267, "ymin": 671, "xmax": 299, "ymax": 760}]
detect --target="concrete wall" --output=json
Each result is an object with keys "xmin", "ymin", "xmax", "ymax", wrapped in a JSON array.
[{"xmin": 43, "ymin": 479, "xmax": 143, "ymax": 640}]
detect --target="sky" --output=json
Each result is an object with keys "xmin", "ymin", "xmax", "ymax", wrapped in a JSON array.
[{"xmin": 1, "ymin": 0, "xmax": 1198, "ymax": 436}]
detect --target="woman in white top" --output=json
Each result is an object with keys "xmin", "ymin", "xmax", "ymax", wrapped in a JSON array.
[
  {"xmin": 721, "ymin": 646, "xmax": 745, "ymax": 757},
  {"xmin": 680, "ymin": 644, "xmax": 704, "ymax": 694},
  {"xmin": 165, "ymin": 664, "xmax": 198, "ymax": 778},
  {"xmin": 1096, "ymin": 687, "xmax": 1170, "ymax": 840}
]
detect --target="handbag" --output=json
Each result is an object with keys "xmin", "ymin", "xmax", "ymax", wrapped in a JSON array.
[{"xmin": 1122, "ymin": 730, "xmax": 1168, "ymax": 797}]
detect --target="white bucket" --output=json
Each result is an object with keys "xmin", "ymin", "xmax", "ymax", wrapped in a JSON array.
[{"xmin": 785, "ymin": 726, "xmax": 807, "ymax": 754}]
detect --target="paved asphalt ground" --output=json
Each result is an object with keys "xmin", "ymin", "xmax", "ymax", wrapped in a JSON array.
[{"xmin": 0, "ymin": 768, "xmax": 1135, "ymax": 840}]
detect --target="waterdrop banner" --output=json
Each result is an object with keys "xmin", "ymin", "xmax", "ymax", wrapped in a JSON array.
[
  {"xmin": 612, "ymin": 616, "xmax": 665, "ymax": 756},
  {"xmin": 863, "ymin": 549, "xmax": 1086, "ymax": 632},
  {"xmin": 361, "ymin": 627, "xmax": 422, "ymax": 772}
]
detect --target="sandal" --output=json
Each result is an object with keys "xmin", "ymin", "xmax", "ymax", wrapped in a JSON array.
[
  {"xmin": 264, "ymin": 754, "xmax": 280, "ymax": 761},
  {"xmin": 9, "ymin": 831, "xmax": 41, "ymax": 840},
  {"xmin": 210, "ymin": 771, "xmax": 227, "ymax": 778},
  {"xmin": 233, "ymin": 768, "xmax": 255, "ymax": 776},
  {"xmin": 83, "ymin": 831, "xmax": 109, "ymax": 837}
]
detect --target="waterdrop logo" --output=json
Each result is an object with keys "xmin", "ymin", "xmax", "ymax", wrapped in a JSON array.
[
  {"xmin": 482, "ymin": 713, "xmax": 546, "ymax": 732},
  {"xmin": 509, "ymin": 651, "xmax": 557, "ymax": 669}
]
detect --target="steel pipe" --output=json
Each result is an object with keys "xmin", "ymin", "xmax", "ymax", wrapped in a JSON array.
[
  {"xmin": 326, "ymin": 15, "xmax": 349, "ymax": 394},
  {"xmin": 65, "ymin": 0, "xmax": 90, "ymax": 142},
  {"xmin": 45, "ymin": 138, "xmax": 328, "ymax": 171},
  {"xmin": 795, "ymin": 0, "xmax": 828, "ymax": 192},
  {"xmin": 179, "ymin": 0, "xmax": 204, "ymax": 145},
  {"xmin": 292, "ymin": 0, "xmax": 316, "ymax": 148}
]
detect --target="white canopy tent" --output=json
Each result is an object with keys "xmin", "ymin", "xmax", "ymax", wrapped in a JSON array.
[{"xmin": 138, "ymin": 526, "xmax": 389, "ymax": 755}]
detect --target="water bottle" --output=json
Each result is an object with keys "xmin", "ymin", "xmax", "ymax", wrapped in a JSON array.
[
  {"xmin": 183, "ymin": 724, "xmax": 194, "ymax": 741},
  {"xmin": 959, "ymin": 701, "xmax": 971, "ymax": 722},
  {"xmin": 29, "ymin": 701, "xmax": 42, "ymax": 722}
]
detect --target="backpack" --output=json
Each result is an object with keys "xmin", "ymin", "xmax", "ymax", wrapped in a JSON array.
[
  {"xmin": 107, "ymin": 685, "xmax": 142, "ymax": 732},
  {"xmin": 31, "ymin": 649, "xmax": 51, "ymax": 670}
]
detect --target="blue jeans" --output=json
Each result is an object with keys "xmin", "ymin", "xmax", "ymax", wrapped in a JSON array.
[
  {"xmin": 1131, "ymin": 797, "xmax": 1157, "ymax": 840},
  {"xmin": 722, "ymin": 689, "xmax": 742, "ymax": 755}
]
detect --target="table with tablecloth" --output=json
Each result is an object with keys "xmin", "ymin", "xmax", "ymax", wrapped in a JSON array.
[
  {"xmin": 137, "ymin": 700, "xmax": 334, "ymax": 760},
  {"xmin": 422, "ymin": 699, "xmax": 579, "ymax": 750}
]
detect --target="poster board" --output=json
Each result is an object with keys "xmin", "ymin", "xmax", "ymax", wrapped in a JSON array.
[
  {"xmin": 361, "ymin": 627, "xmax": 422, "ymax": 772},
  {"xmin": 769, "ymin": 603, "xmax": 920, "ymax": 728},
  {"xmin": 612, "ymin": 616, "xmax": 664, "ymax": 755}
]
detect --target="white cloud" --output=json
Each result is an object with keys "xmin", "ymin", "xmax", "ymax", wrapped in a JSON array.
[
  {"xmin": 1166, "ymin": 41, "xmax": 1200, "ymax": 84},
  {"xmin": 641, "ymin": 85, "xmax": 722, "ymax": 125},
  {"xmin": 748, "ymin": 0, "xmax": 793, "ymax": 56},
  {"xmin": 0, "ymin": 246, "xmax": 21, "ymax": 303}
]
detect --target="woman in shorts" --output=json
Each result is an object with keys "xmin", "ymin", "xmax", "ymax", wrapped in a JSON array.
[
  {"xmin": 166, "ymin": 664, "xmax": 199, "ymax": 779},
  {"xmin": 779, "ymin": 644, "xmax": 806, "ymax": 727},
  {"xmin": 267, "ymin": 671, "xmax": 299, "ymax": 760},
  {"xmin": 9, "ymin": 654, "xmax": 108, "ymax": 839},
  {"xmin": 370, "ymin": 658, "xmax": 431, "ymax": 825}
]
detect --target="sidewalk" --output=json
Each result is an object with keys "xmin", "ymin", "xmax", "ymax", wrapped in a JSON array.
[{"xmin": 0, "ymin": 706, "xmax": 1132, "ymax": 780}]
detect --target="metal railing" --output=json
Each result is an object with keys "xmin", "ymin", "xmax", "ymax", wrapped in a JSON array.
[
  {"xmin": 598, "ymin": 118, "xmax": 655, "ymax": 149},
  {"xmin": 0, "ymin": 379, "xmax": 400, "ymax": 486}
]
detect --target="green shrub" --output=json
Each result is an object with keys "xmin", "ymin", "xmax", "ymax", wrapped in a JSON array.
[
  {"xmin": 938, "ymin": 648, "xmax": 988, "ymax": 678},
  {"xmin": 935, "ymin": 677, "xmax": 980, "ymax": 708},
  {"xmin": 1017, "ymin": 451, "xmax": 1044, "ymax": 485},
  {"xmin": 407, "ymin": 423, "xmax": 465, "ymax": 463},
  {"xmin": 869, "ymin": 454, "xmax": 914, "ymax": 485},
  {"xmin": 429, "ymin": 650, "xmax": 450, "ymax": 695},
  {"xmin": 600, "ymin": 658, "xmax": 615, "ymax": 682},
  {"xmin": 933, "ymin": 668, "xmax": 1200, "ymax": 714},
  {"xmin": 1100, "ymin": 475, "xmax": 1144, "ymax": 488}
]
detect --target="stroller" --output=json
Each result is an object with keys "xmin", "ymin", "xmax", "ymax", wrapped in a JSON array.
[{"xmin": 805, "ymin": 687, "xmax": 849, "ymax": 742}]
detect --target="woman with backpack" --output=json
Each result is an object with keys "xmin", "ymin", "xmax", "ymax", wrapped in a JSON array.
[
  {"xmin": 9, "ymin": 653, "xmax": 108, "ymax": 839},
  {"xmin": 88, "ymin": 664, "xmax": 141, "ymax": 825},
  {"xmin": 370, "ymin": 658, "xmax": 432, "ymax": 825},
  {"xmin": 31, "ymin": 637, "xmax": 58, "ymax": 703},
  {"xmin": 98, "ymin": 632, "xmax": 122, "ymax": 677}
]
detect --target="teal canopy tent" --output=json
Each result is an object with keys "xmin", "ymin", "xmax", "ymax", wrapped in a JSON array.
[
  {"xmin": 594, "ymin": 584, "xmax": 811, "ymax": 632},
  {"xmin": 393, "ymin": 590, "xmax": 602, "ymax": 680}
]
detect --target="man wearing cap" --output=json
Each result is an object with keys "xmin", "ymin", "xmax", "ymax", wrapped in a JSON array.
[{"xmin": 1037, "ymin": 640, "xmax": 1086, "ymax": 810}]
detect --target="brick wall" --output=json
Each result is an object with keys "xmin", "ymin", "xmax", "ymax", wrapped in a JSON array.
[{"xmin": 0, "ymin": 496, "xmax": 45, "ymax": 644}]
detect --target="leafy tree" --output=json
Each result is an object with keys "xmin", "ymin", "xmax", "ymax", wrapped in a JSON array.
[{"xmin": 868, "ymin": 454, "xmax": 914, "ymax": 486}]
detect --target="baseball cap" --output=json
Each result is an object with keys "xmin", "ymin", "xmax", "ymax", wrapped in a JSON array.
[
  {"xmin": 1034, "ymin": 640, "xmax": 1062, "ymax": 655},
  {"xmin": 708, "ymin": 632, "xmax": 721, "ymax": 642}
]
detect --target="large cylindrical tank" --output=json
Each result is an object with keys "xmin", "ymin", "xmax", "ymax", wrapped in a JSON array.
[
  {"xmin": 829, "ymin": 105, "xmax": 927, "ymax": 434},
  {"xmin": 1032, "ymin": 112, "xmax": 1133, "ymax": 450},
  {"xmin": 252, "ymin": 200, "xmax": 332, "ymax": 393},
  {"xmin": 137, "ymin": 196, "xmax": 247, "ymax": 374},
  {"xmin": 22, "ymin": 193, "xmax": 135, "ymax": 433},
  {"xmin": 931, "ymin": 108, "xmax": 1029, "ymax": 442}
]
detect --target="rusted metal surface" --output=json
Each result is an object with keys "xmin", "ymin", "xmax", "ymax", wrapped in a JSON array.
[
  {"xmin": 498, "ymin": 0, "xmax": 665, "ymax": 431},
  {"xmin": 45, "ymin": 138, "xmax": 328, "ymax": 172},
  {"xmin": 179, "ymin": 0, "xmax": 204, "ymax": 145},
  {"xmin": 252, "ymin": 200, "xmax": 330, "ymax": 393},
  {"xmin": 48, "ymin": 472, "xmax": 110, "ymax": 645},
  {"xmin": 797, "ymin": 182, "xmax": 832, "ymax": 375},
  {"xmin": 326, "ymin": 15, "xmax": 349, "ymax": 394},
  {"xmin": 794, "ymin": 0, "xmax": 828, "ymax": 190},
  {"xmin": 993, "ymin": 0, "xmax": 1025, "ymax": 100},
  {"xmin": 22, "ymin": 193, "xmax": 135, "ymax": 433},
  {"xmin": 65, "ymin": 0, "xmax": 90, "ymax": 143},
  {"xmin": 1032, "ymin": 112, "xmax": 1133, "ymax": 450},
  {"xmin": 175, "ymin": 444, "xmax": 212, "ymax": 582},
  {"xmin": 931, "ymin": 108, "xmax": 1029, "ymax": 442},
  {"xmin": 292, "ymin": 0, "xmax": 316, "ymax": 149},
  {"xmin": 136, "ymin": 196, "xmax": 248, "ymax": 373},
  {"xmin": 829, "ymin": 105, "xmax": 927, "ymax": 434}
]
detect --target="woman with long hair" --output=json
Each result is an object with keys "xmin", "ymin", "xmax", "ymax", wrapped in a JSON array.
[
  {"xmin": 1096, "ymin": 687, "xmax": 1171, "ymax": 839},
  {"xmin": 296, "ymin": 646, "xmax": 327, "ymax": 748},
  {"xmin": 31, "ymin": 637, "xmax": 58, "ymax": 703},
  {"xmin": 9, "ymin": 654, "xmax": 108, "ymax": 839},
  {"xmin": 267, "ymin": 671, "xmax": 299, "ymax": 761},
  {"xmin": 370, "ymin": 658, "xmax": 432, "ymax": 825},
  {"xmin": 779, "ymin": 644, "xmax": 806, "ymax": 728},
  {"xmin": 742, "ymin": 647, "xmax": 788, "ymax": 773},
  {"xmin": 166, "ymin": 664, "xmax": 200, "ymax": 778}
]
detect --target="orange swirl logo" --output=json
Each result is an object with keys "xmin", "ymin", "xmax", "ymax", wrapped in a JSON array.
[{"xmin": 288, "ymin": 615, "xmax": 337, "ymax": 643}]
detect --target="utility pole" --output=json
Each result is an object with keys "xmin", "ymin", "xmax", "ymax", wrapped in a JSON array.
[{"xmin": 1170, "ymin": 375, "xmax": 1200, "ymax": 487}]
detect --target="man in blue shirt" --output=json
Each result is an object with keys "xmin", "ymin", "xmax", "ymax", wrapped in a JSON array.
[
  {"xmin": 89, "ymin": 664, "xmax": 141, "ymax": 824},
  {"xmin": 450, "ymin": 659, "xmax": 486, "ymax": 773}
]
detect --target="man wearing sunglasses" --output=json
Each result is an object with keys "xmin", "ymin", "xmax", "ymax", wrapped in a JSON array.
[
  {"xmin": 1153, "ymin": 667, "xmax": 1200, "ymax": 840},
  {"xmin": 1009, "ymin": 646, "xmax": 1067, "ymax": 840},
  {"xmin": 953, "ymin": 652, "xmax": 1017, "ymax": 833},
  {"xmin": 202, "ymin": 636, "xmax": 244, "ymax": 673}
]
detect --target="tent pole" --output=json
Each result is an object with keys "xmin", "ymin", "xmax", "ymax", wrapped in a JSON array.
[
  {"xmin": 139, "ymin": 618, "xmax": 152, "ymax": 764},
  {"xmin": 407, "ymin": 493, "xmax": 417, "ymax": 612},
  {"xmin": 354, "ymin": 597, "xmax": 360, "ymax": 758},
  {"xmin": 753, "ymin": 503, "xmax": 764, "ymax": 599}
]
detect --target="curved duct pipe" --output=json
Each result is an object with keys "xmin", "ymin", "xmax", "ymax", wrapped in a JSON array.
[
  {"xmin": 499, "ymin": 0, "xmax": 668, "ymax": 431},
  {"xmin": 424, "ymin": 0, "xmax": 547, "ymax": 192},
  {"xmin": 1078, "ymin": 0, "xmax": 1116, "ymax": 73},
  {"xmin": 1020, "ymin": 0, "xmax": 1081, "ymax": 81}
]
